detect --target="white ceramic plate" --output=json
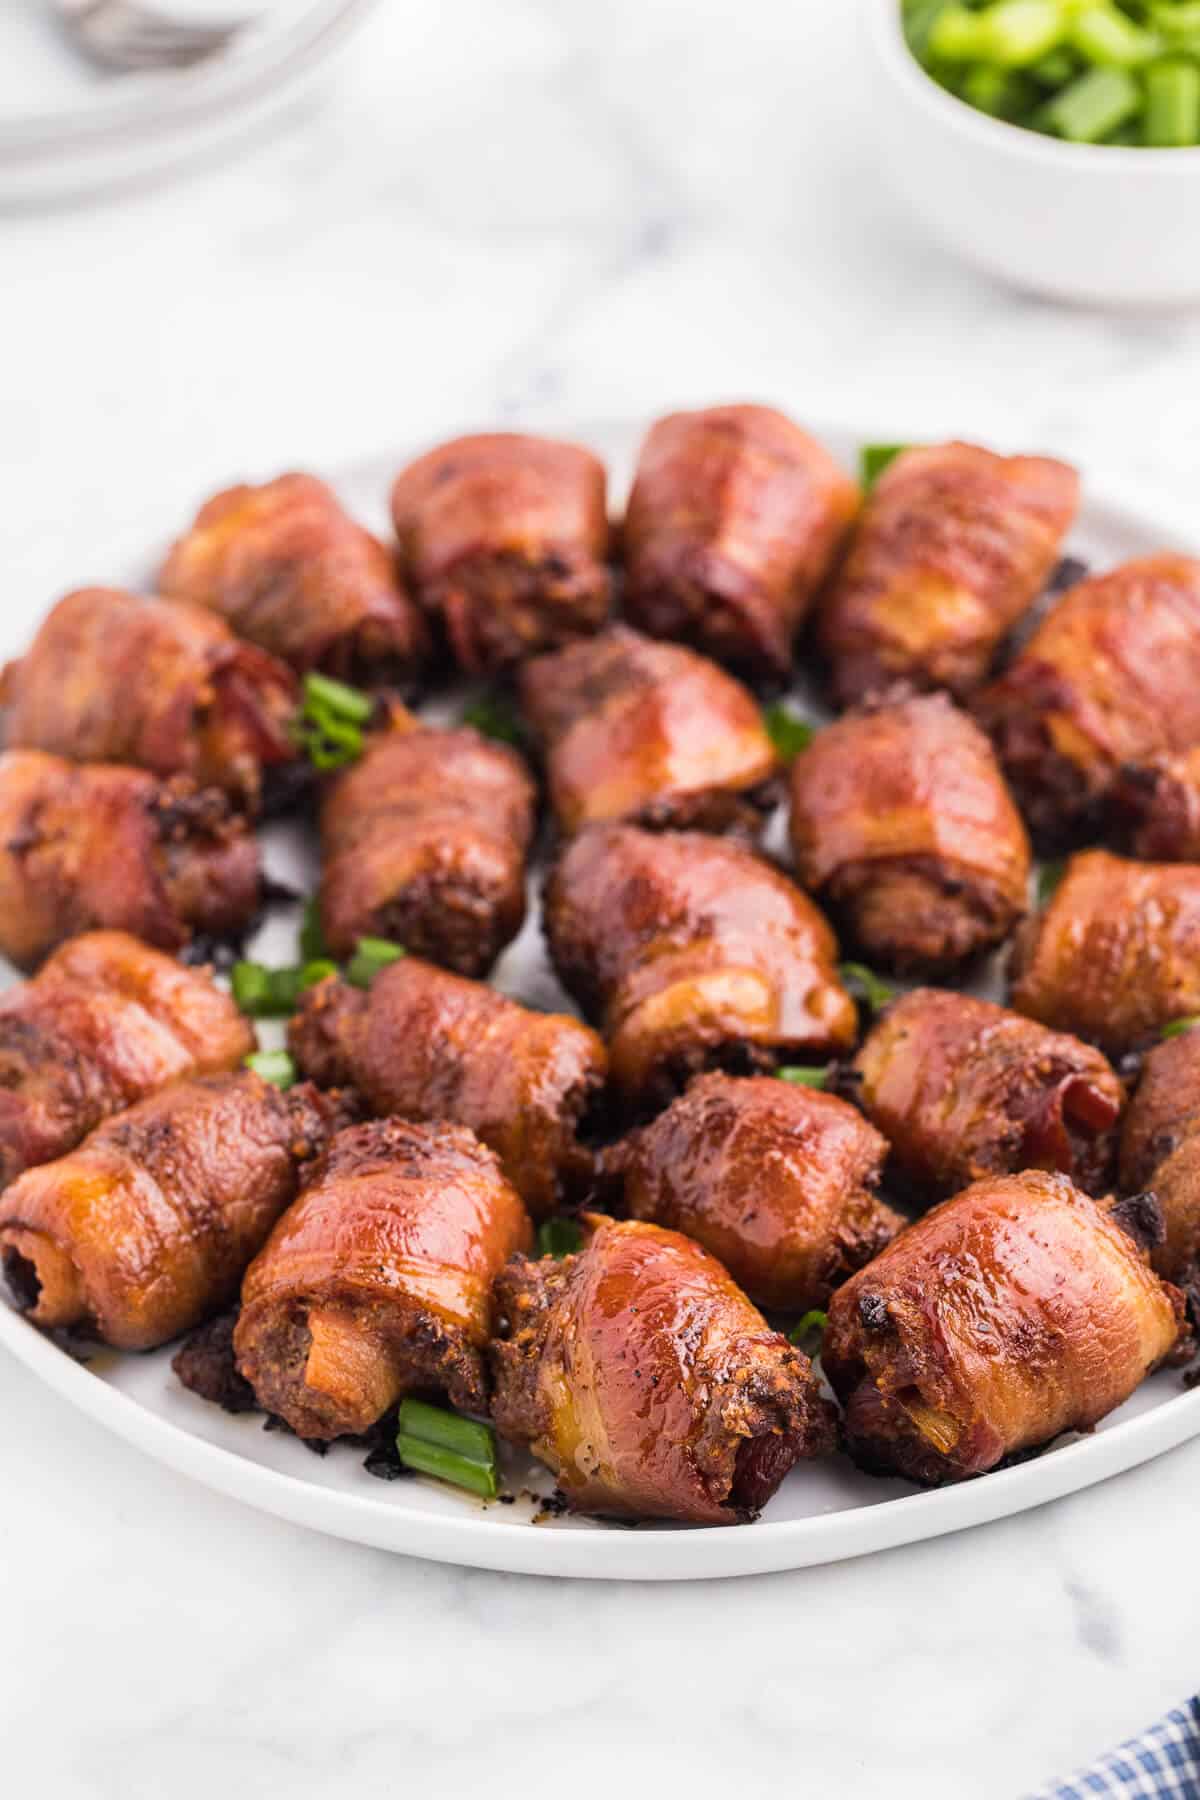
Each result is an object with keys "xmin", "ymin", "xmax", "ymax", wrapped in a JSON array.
[{"xmin": 3, "ymin": 416, "xmax": 1200, "ymax": 1582}]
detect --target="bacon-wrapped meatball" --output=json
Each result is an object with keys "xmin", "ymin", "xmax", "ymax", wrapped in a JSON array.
[
  {"xmin": 158, "ymin": 472, "xmax": 429, "ymax": 685},
  {"xmin": 818, "ymin": 442, "xmax": 1078, "ymax": 708},
  {"xmin": 234, "ymin": 1119, "xmax": 531, "ymax": 1440},
  {"xmin": 288, "ymin": 958, "xmax": 607, "ymax": 1220},
  {"xmin": 1010, "ymin": 851, "xmax": 1200, "ymax": 1053},
  {"xmin": 608, "ymin": 1073, "xmax": 899, "ymax": 1314},
  {"xmin": 823, "ymin": 1172, "xmax": 1184, "ymax": 1485},
  {"xmin": 0, "ymin": 1074, "xmax": 339, "ymax": 1352},
  {"xmin": 1120, "ymin": 1026, "xmax": 1200, "ymax": 1288},
  {"xmin": 0, "ymin": 931, "xmax": 253, "ymax": 1188},
  {"xmin": 0, "ymin": 588, "xmax": 299, "ymax": 812},
  {"xmin": 621, "ymin": 405, "xmax": 859, "ymax": 684},
  {"xmin": 1112, "ymin": 747, "xmax": 1200, "ymax": 863},
  {"xmin": 0, "ymin": 751, "xmax": 261, "ymax": 971},
  {"xmin": 318, "ymin": 713, "xmax": 535, "ymax": 975},
  {"xmin": 975, "ymin": 556, "xmax": 1200, "ymax": 848},
  {"xmin": 544, "ymin": 824, "xmax": 857, "ymax": 1111},
  {"xmin": 518, "ymin": 625, "xmax": 779, "ymax": 839},
  {"xmin": 788, "ymin": 693, "xmax": 1031, "ymax": 974},
  {"xmin": 490, "ymin": 1216, "xmax": 835, "ymax": 1523},
  {"xmin": 391, "ymin": 433, "xmax": 611, "ymax": 673},
  {"xmin": 852, "ymin": 988, "xmax": 1123, "ymax": 1202}
]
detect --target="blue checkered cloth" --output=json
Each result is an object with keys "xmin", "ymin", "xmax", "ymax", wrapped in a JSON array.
[{"xmin": 1028, "ymin": 1698, "xmax": 1200, "ymax": 1799}]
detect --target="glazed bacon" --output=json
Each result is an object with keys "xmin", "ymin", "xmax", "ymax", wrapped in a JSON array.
[
  {"xmin": 1120, "ymin": 1026, "xmax": 1200, "ymax": 1287},
  {"xmin": 852, "ymin": 988, "xmax": 1123, "ymax": 1202},
  {"xmin": 975, "ymin": 556, "xmax": 1200, "ymax": 847},
  {"xmin": 234, "ymin": 1119, "xmax": 531, "ymax": 1440},
  {"xmin": 288, "ymin": 958, "xmax": 607, "ymax": 1220},
  {"xmin": 787, "ymin": 693, "xmax": 1031, "ymax": 974},
  {"xmin": 621, "ymin": 404, "xmax": 859, "ymax": 684},
  {"xmin": 0, "ymin": 587, "xmax": 299, "ymax": 812},
  {"xmin": 0, "ymin": 1073, "xmax": 337, "ymax": 1352},
  {"xmin": 823, "ymin": 1172, "xmax": 1184, "ymax": 1486},
  {"xmin": 490, "ymin": 1216, "xmax": 835, "ymax": 1523},
  {"xmin": 1112, "ymin": 747, "xmax": 1200, "ymax": 862},
  {"xmin": 543, "ymin": 824, "xmax": 857, "ymax": 1111},
  {"xmin": 0, "ymin": 931, "xmax": 253, "ymax": 1188},
  {"xmin": 391, "ymin": 433, "xmax": 611, "ymax": 673},
  {"xmin": 318, "ymin": 711, "xmax": 536, "ymax": 975},
  {"xmin": 0, "ymin": 751, "xmax": 261, "ymax": 970},
  {"xmin": 818, "ymin": 441, "xmax": 1078, "ymax": 708},
  {"xmin": 158, "ymin": 472, "xmax": 429, "ymax": 685},
  {"xmin": 1009, "ymin": 851, "xmax": 1200, "ymax": 1053},
  {"xmin": 518, "ymin": 625, "xmax": 779, "ymax": 839},
  {"xmin": 608, "ymin": 1073, "xmax": 899, "ymax": 1314}
]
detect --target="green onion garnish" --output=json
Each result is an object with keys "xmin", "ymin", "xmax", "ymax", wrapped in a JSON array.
[
  {"xmin": 244, "ymin": 1050, "xmax": 298, "ymax": 1090},
  {"xmin": 840, "ymin": 962, "xmax": 897, "ymax": 1013},
  {"xmin": 789, "ymin": 1309, "xmax": 829, "ymax": 1348},
  {"xmin": 231, "ymin": 959, "xmax": 336, "ymax": 1018},
  {"xmin": 463, "ymin": 693, "xmax": 524, "ymax": 747},
  {"xmin": 1037, "ymin": 860, "xmax": 1066, "ymax": 904},
  {"xmin": 300, "ymin": 897, "xmax": 327, "ymax": 963},
  {"xmin": 1162, "ymin": 1016, "xmax": 1200, "ymax": 1038},
  {"xmin": 395, "ymin": 1398, "xmax": 499, "ymax": 1500},
  {"xmin": 1144, "ymin": 56, "xmax": 1200, "ymax": 142},
  {"xmin": 778, "ymin": 1066, "xmax": 831, "ymax": 1090},
  {"xmin": 293, "ymin": 672, "xmax": 374, "ymax": 771},
  {"xmin": 345, "ymin": 937, "xmax": 406, "ymax": 990},
  {"xmin": 1042, "ymin": 64, "xmax": 1141, "ymax": 139},
  {"xmin": 538, "ymin": 1217, "xmax": 584, "ymax": 1259},
  {"xmin": 763, "ymin": 703, "xmax": 815, "ymax": 761},
  {"xmin": 860, "ymin": 444, "xmax": 911, "ymax": 490}
]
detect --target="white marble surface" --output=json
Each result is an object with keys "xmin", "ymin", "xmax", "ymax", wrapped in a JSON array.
[{"xmin": 4, "ymin": 4, "xmax": 1200, "ymax": 1794}]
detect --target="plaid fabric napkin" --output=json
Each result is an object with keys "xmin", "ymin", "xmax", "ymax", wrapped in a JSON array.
[{"xmin": 1027, "ymin": 1698, "xmax": 1200, "ymax": 1799}]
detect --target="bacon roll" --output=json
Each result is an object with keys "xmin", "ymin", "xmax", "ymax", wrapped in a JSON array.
[
  {"xmin": 621, "ymin": 404, "xmax": 859, "ymax": 684},
  {"xmin": 1009, "ymin": 851, "xmax": 1200, "ymax": 1053},
  {"xmin": 490, "ymin": 1216, "xmax": 835, "ymax": 1523},
  {"xmin": 823, "ymin": 1172, "xmax": 1184, "ymax": 1485},
  {"xmin": 1112, "ymin": 747, "xmax": 1200, "ymax": 863},
  {"xmin": 0, "ymin": 1073, "xmax": 338, "ymax": 1352},
  {"xmin": 851, "ymin": 988, "xmax": 1123, "ymax": 1202},
  {"xmin": 1120, "ymin": 1026, "xmax": 1200, "ymax": 1288},
  {"xmin": 818, "ymin": 441, "xmax": 1079, "ymax": 709},
  {"xmin": 607, "ymin": 1073, "xmax": 899, "ymax": 1314},
  {"xmin": 0, "ymin": 751, "xmax": 261, "ymax": 971},
  {"xmin": 517, "ymin": 625, "xmax": 779, "ymax": 839},
  {"xmin": 318, "ymin": 712, "xmax": 536, "ymax": 975},
  {"xmin": 0, "ymin": 587, "xmax": 299, "ymax": 812},
  {"xmin": 0, "ymin": 931, "xmax": 253, "ymax": 1189},
  {"xmin": 288, "ymin": 958, "xmax": 607, "ymax": 1220},
  {"xmin": 788, "ymin": 693, "xmax": 1031, "ymax": 974},
  {"xmin": 158, "ymin": 472, "xmax": 429, "ymax": 685},
  {"xmin": 543, "ymin": 824, "xmax": 857, "ymax": 1111},
  {"xmin": 390, "ymin": 433, "xmax": 611, "ymax": 673},
  {"xmin": 975, "ymin": 556, "xmax": 1200, "ymax": 848},
  {"xmin": 234, "ymin": 1119, "xmax": 532, "ymax": 1440}
]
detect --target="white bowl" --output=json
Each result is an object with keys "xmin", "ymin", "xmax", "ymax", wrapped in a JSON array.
[{"xmin": 862, "ymin": 0, "xmax": 1200, "ymax": 308}]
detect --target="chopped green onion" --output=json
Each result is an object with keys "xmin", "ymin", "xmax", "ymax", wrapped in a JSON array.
[
  {"xmin": 300, "ymin": 897, "xmax": 327, "ymax": 963},
  {"xmin": 395, "ymin": 1398, "xmax": 499, "ymax": 1500},
  {"xmin": 763, "ymin": 703, "xmax": 815, "ymax": 761},
  {"xmin": 231, "ymin": 958, "xmax": 337, "ymax": 1018},
  {"xmin": 840, "ymin": 962, "xmax": 897, "ymax": 1013},
  {"xmin": 962, "ymin": 63, "xmax": 1038, "ymax": 116},
  {"xmin": 1030, "ymin": 45, "xmax": 1080, "ymax": 85},
  {"xmin": 293, "ymin": 672, "xmax": 374, "ymax": 771},
  {"xmin": 244, "ymin": 1050, "xmax": 298, "ymax": 1090},
  {"xmin": 345, "ymin": 936, "xmax": 406, "ymax": 989},
  {"xmin": 1037, "ymin": 860, "xmax": 1066, "ymax": 903},
  {"xmin": 1042, "ymin": 64, "xmax": 1141, "ymax": 139},
  {"xmin": 231, "ymin": 961, "xmax": 273, "ymax": 1016},
  {"xmin": 932, "ymin": 0, "xmax": 1066, "ymax": 67},
  {"xmin": 1162, "ymin": 1015, "xmax": 1200, "ymax": 1039},
  {"xmin": 463, "ymin": 693, "xmax": 524, "ymax": 747},
  {"xmin": 538, "ymin": 1217, "xmax": 584, "ymax": 1259},
  {"xmin": 1070, "ymin": 5, "xmax": 1162, "ymax": 69},
  {"xmin": 778, "ymin": 1066, "xmax": 831, "ymax": 1090},
  {"xmin": 861, "ymin": 444, "xmax": 910, "ymax": 490},
  {"xmin": 1144, "ymin": 56, "xmax": 1200, "ymax": 143},
  {"xmin": 789, "ymin": 1309, "xmax": 829, "ymax": 1348},
  {"xmin": 302, "ymin": 672, "xmax": 374, "ymax": 725}
]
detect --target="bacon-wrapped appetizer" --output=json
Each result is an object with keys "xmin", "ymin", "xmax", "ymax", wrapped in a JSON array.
[
  {"xmin": 390, "ymin": 433, "xmax": 611, "ymax": 673},
  {"xmin": 621, "ymin": 404, "xmax": 859, "ymax": 684},
  {"xmin": 0, "ymin": 931, "xmax": 253, "ymax": 1188},
  {"xmin": 1120, "ymin": 1026, "xmax": 1200, "ymax": 1288},
  {"xmin": 607, "ymin": 1073, "xmax": 899, "ymax": 1314},
  {"xmin": 544, "ymin": 824, "xmax": 857, "ymax": 1111},
  {"xmin": 0, "ymin": 1074, "xmax": 339, "ymax": 1352},
  {"xmin": 975, "ymin": 556, "xmax": 1200, "ymax": 847},
  {"xmin": 818, "ymin": 442, "xmax": 1079, "ymax": 708},
  {"xmin": 158, "ymin": 472, "xmax": 429, "ymax": 685},
  {"xmin": 517, "ymin": 625, "xmax": 779, "ymax": 839},
  {"xmin": 318, "ymin": 711, "xmax": 535, "ymax": 975},
  {"xmin": 788, "ymin": 693, "xmax": 1031, "ymax": 974},
  {"xmin": 0, "ymin": 751, "xmax": 262, "ymax": 971},
  {"xmin": 288, "ymin": 958, "xmax": 607, "ymax": 1220},
  {"xmin": 234, "ymin": 1119, "xmax": 531, "ymax": 1440},
  {"xmin": 823, "ymin": 1172, "xmax": 1185, "ymax": 1486},
  {"xmin": 0, "ymin": 588, "xmax": 299, "ymax": 812},
  {"xmin": 490, "ymin": 1216, "xmax": 835, "ymax": 1523},
  {"xmin": 1112, "ymin": 748, "xmax": 1200, "ymax": 863},
  {"xmin": 1009, "ymin": 851, "xmax": 1200, "ymax": 1053},
  {"xmin": 851, "ymin": 988, "xmax": 1123, "ymax": 1202}
]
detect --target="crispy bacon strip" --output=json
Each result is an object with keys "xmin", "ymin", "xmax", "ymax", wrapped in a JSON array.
[{"xmin": 1120, "ymin": 1027, "xmax": 1200, "ymax": 1287}]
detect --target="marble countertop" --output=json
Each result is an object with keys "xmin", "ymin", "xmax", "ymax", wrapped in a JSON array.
[{"xmin": 4, "ymin": 4, "xmax": 1200, "ymax": 1794}]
